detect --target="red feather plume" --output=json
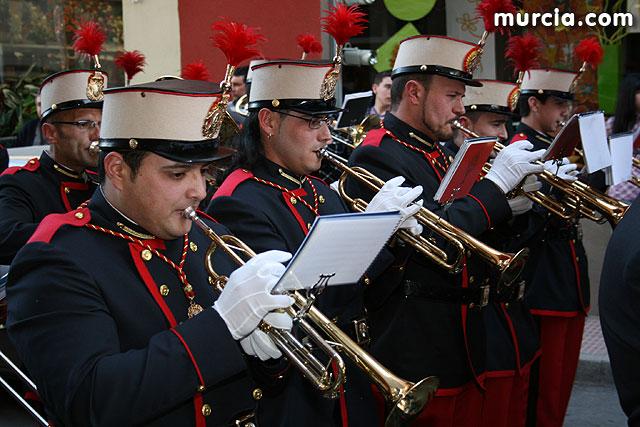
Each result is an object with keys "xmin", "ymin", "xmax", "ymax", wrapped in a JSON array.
[
  {"xmin": 476, "ymin": 0, "xmax": 517, "ymax": 35},
  {"xmin": 574, "ymin": 37, "xmax": 604, "ymax": 68},
  {"xmin": 321, "ymin": 3, "xmax": 368, "ymax": 46},
  {"xmin": 505, "ymin": 33, "xmax": 542, "ymax": 76},
  {"xmin": 181, "ymin": 60, "xmax": 210, "ymax": 81},
  {"xmin": 210, "ymin": 19, "xmax": 266, "ymax": 67},
  {"xmin": 72, "ymin": 21, "xmax": 106, "ymax": 57},
  {"xmin": 296, "ymin": 33, "xmax": 323, "ymax": 55},
  {"xmin": 114, "ymin": 50, "xmax": 146, "ymax": 81}
]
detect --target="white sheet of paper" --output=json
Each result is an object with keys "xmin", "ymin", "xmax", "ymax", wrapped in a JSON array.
[
  {"xmin": 272, "ymin": 211, "xmax": 402, "ymax": 292},
  {"xmin": 608, "ymin": 133, "xmax": 634, "ymax": 185},
  {"xmin": 579, "ymin": 111, "xmax": 611, "ymax": 173}
]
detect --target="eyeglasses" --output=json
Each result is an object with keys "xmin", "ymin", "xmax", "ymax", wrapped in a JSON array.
[
  {"xmin": 50, "ymin": 120, "xmax": 101, "ymax": 130},
  {"xmin": 277, "ymin": 111, "xmax": 333, "ymax": 130}
]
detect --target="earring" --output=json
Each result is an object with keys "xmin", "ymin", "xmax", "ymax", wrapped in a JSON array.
[{"xmin": 268, "ymin": 133, "xmax": 272, "ymax": 140}]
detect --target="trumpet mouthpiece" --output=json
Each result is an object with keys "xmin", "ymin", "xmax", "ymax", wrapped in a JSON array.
[{"xmin": 183, "ymin": 206, "xmax": 196, "ymax": 219}]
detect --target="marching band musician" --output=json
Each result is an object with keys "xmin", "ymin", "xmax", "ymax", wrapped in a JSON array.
[
  {"xmin": 7, "ymin": 78, "xmax": 295, "ymax": 426},
  {"xmin": 450, "ymin": 80, "xmax": 542, "ymax": 427},
  {"xmin": 207, "ymin": 59, "xmax": 423, "ymax": 427},
  {"xmin": 505, "ymin": 66, "xmax": 593, "ymax": 426},
  {"xmin": 344, "ymin": 35, "xmax": 545, "ymax": 426},
  {"xmin": 0, "ymin": 69, "xmax": 104, "ymax": 265}
]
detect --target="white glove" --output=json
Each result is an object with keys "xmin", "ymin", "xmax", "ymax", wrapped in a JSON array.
[
  {"xmin": 507, "ymin": 175, "xmax": 541, "ymax": 216},
  {"xmin": 485, "ymin": 140, "xmax": 545, "ymax": 193},
  {"xmin": 214, "ymin": 250, "xmax": 294, "ymax": 340},
  {"xmin": 543, "ymin": 158, "xmax": 578, "ymax": 182},
  {"xmin": 508, "ymin": 195, "xmax": 533, "ymax": 216},
  {"xmin": 521, "ymin": 174, "xmax": 543, "ymax": 193},
  {"xmin": 240, "ymin": 312, "xmax": 292, "ymax": 360},
  {"xmin": 365, "ymin": 176, "xmax": 424, "ymax": 235}
]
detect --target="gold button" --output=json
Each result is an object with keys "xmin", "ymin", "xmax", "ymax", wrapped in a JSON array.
[
  {"xmin": 364, "ymin": 277, "xmax": 371, "ymax": 286},
  {"xmin": 141, "ymin": 249, "xmax": 152, "ymax": 261},
  {"xmin": 252, "ymin": 388, "xmax": 263, "ymax": 400},
  {"xmin": 504, "ymin": 303, "xmax": 510, "ymax": 309},
  {"xmin": 51, "ymin": 103, "xmax": 57, "ymax": 110},
  {"xmin": 64, "ymin": 186, "xmax": 70, "ymax": 194},
  {"xmin": 420, "ymin": 65, "xmax": 427, "ymax": 71},
  {"xmin": 185, "ymin": 284, "xmax": 193, "ymax": 292},
  {"xmin": 129, "ymin": 138, "xmax": 138, "ymax": 149},
  {"xmin": 469, "ymin": 276, "xmax": 475, "ymax": 284},
  {"xmin": 576, "ymin": 256, "xmax": 580, "ymax": 261},
  {"xmin": 190, "ymin": 242, "xmax": 198, "ymax": 252},
  {"xmin": 245, "ymin": 423, "xmax": 256, "ymax": 427},
  {"xmin": 197, "ymin": 385, "xmax": 205, "ymax": 392},
  {"xmin": 201, "ymin": 403, "xmax": 211, "ymax": 417},
  {"xmin": 290, "ymin": 196, "xmax": 297, "ymax": 205},
  {"xmin": 319, "ymin": 195, "xmax": 325, "ymax": 204},
  {"xmin": 469, "ymin": 303, "xmax": 475, "ymax": 309},
  {"xmin": 272, "ymin": 99, "xmax": 280, "ymax": 107},
  {"xmin": 74, "ymin": 212, "xmax": 84, "ymax": 219},
  {"xmin": 398, "ymin": 266, "xmax": 404, "ymax": 271},
  {"xmin": 29, "ymin": 159, "xmax": 36, "ymax": 165},
  {"xmin": 159, "ymin": 285, "xmax": 169, "ymax": 296}
]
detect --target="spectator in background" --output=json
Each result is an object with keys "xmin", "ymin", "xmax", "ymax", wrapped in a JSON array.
[
  {"xmin": 227, "ymin": 66, "xmax": 249, "ymax": 125},
  {"xmin": 368, "ymin": 70, "xmax": 392, "ymax": 119},
  {"xmin": 16, "ymin": 94, "xmax": 43, "ymax": 147},
  {"xmin": 605, "ymin": 73, "xmax": 640, "ymax": 203}
]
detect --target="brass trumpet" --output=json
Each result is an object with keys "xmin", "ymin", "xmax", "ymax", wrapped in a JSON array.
[
  {"xmin": 234, "ymin": 94, "xmax": 249, "ymax": 117},
  {"xmin": 331, "ymin": 114, "xmax": 381, "ymax": 149},
  {"xmin": 0, "ymin": 350, "xmax": 51, "ymax": 426},
  {"xmin": 452, "ymin": 121, "xmax": 629, "ymax": 227},
  {"xmin": 184, "ymin": 207, "xmax": 439, "ymax": 426},
  {"xmin": 320, "ymin": 149, "xmax": 530, "ymax": 286}
]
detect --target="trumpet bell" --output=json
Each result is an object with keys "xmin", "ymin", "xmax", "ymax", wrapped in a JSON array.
[{"xmin": 385, "ymin": 376, "xmax": 440, "ymax": 426}]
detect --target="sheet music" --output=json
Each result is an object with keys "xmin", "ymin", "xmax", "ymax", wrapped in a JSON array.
[
  {"xmin": 607, "ymin": 133, "xmax": 634, "ymax": 185},
  {"xmin": 272, "ymin": 211, "xmax": 402, "ymax": 292},
  {"xmin": 335, "ymin": 91, "xmax": 373, "ymax": 129},
  {"xmin": 579, "ymin": 111, "xmax": 611, "ymax": 173},
  {"xmin": 434, "ymin": 137, "xmax": 496, "ymax": 203}
]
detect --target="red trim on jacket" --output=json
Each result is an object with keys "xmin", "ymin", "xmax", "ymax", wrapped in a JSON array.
[
  {"xmin": 128, "ymin": 242, "xmax": 208, "ymax": 427},
  {"xmin": 500, "ymin": 302, "xmax": 524, "ymax": 373},
  {"xmin": 468, "ymin": 194, "xmax": 491, "ymax": 228},
  {"xmin": 2, "ymin": 157, "xmax": 40, "ymax": 175},
  {"xmin": 361, "ymin": 128, "xmax": 386, "ymax": 147},
  {"xmin": 171, "ymin": 329, "xmax": 206, "ymax": 387},
  {"xmin": 569, "ymin": 240, "xmax": 589, "ymax": 314},
  {"xmin": 129, "ymin": 242, "xmax": 178, "ymax": 327},
  {"xmin": 59, "ymin": 181, "xmax": 90, "ymax": 211},
  {"xmin": 195, "ymin": 209, "xmax": 218, "ymax": 223},
  {"xmin": 28, "ymin": 208, "xmax": 91, "ymax": 243},
  {"xmin": 213, "ymin": 168, "xmax": 254, "ymax": 198},
  {"xmin": 530, "ymin": 309, "xmax": 582, "ymax": 318},
  {"xmin": 509, "ymin": 133, "xmax": 528, "ymax": 144},
  {"xmin": 284, "ymin": 188, "xmax": 310, "ymax": 235},
  {"xmin": 309, "ymin": 175, "xmax": 329, "ymax": 187},
  {"xmin": 460, "ymin": 260, "xmax": 486, "ymax": 391}
]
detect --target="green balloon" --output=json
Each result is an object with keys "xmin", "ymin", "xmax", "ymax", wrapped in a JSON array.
[{"xmin": 384, "ymin": 0, "xmax": 436, "ymax": 21}]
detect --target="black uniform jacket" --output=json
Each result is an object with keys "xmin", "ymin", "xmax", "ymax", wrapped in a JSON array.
[
  {"xmin": 7, "ymin": 189, "xmax": 260, "ymax": 427},
  {"xmin": 441, "ymin": 138, "xmax": 541, "ymax": 374},
  {"xmin": 599, "ymin": 196, "xmax": 640, "ymax": 426},
  {"xmin": 505, "ymin": 123, "xmax": 590, "ymax": 315},
  {"xmin": 345, "ymin": 112, "xmax": 512, "ymax": 390},
  {"xmin": 207, "ymin": 158, "xmax": 381, "ymax": 427},
  {"xmin": 0, "ymin": 151, "xmax": 97, "ymax": 264}
]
